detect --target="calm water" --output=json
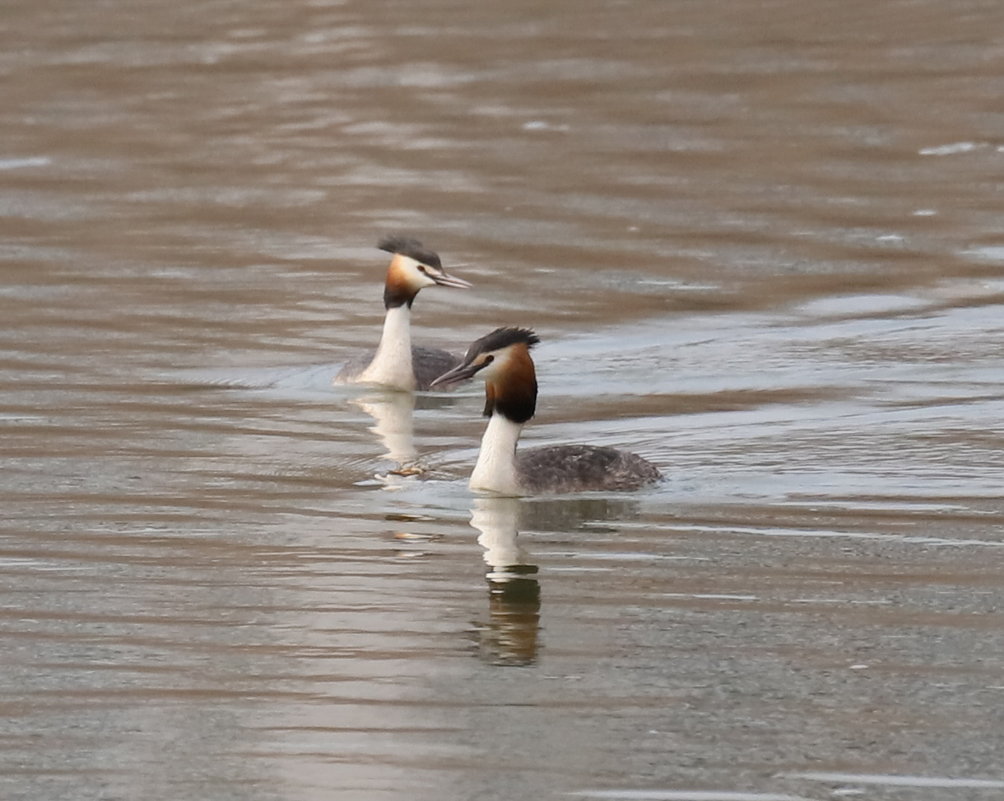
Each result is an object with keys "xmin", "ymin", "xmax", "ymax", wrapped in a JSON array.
[{"xmin": 2, "ymin": 1, "xmax": 1003, "ymax": 799}]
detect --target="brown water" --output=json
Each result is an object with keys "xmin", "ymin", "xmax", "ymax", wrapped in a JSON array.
[{"xmin": 2, "ymin": 1, "xmax": 1004, "ymax": 799}]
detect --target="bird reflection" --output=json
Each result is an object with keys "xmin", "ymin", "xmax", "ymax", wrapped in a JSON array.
[
  {"xmin": 469, "ymin": 497, "xmax": 541, "ymax": 666},
  {"xmin": 350, "ymin": 391, "xmax": 422, "ymax": 474}
]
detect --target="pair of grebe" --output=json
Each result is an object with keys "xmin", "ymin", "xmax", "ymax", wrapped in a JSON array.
[{"xmin": 339, "ymin": 236, "xmax": 661, "ymax": 495}]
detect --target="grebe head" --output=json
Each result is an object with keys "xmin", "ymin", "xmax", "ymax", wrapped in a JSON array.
[
  {"xmin": 378, "ymin": 235, "xmax": 472, "ymax": 309},
  {"xmin": 431, "ymin": 327, "xmax": 540, "ymax": 423}
]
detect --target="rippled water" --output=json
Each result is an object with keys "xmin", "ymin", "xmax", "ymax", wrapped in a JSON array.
[{"xmin": 2, "ymin": 1, "xmax": 1003, "ymax": 799}]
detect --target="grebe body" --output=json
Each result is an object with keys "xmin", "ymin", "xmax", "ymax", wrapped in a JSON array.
[{"xmin": 431, "ymin": 328, "xmax": 661, "ymax": 495}]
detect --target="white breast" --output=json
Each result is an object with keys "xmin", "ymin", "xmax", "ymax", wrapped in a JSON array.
[
  {"xmin": 469, "ymin": 414, "xmax": 524, "ymax": 495},
  {"xmin": 356, "ymin": 305, "xmax": 416, "ymax": 391}
]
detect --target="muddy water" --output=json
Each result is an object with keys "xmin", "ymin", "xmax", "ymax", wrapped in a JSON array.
[{"xmin": 2, "ymin": 1, "xmax": 1003, "ymax": 799}]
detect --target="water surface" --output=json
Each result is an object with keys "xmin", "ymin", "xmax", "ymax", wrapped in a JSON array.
[{"xmin": 2, "ymin": 1, "xmax": 1003, "ymax": 799}]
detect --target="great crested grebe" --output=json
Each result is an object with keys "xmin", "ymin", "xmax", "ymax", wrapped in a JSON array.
[
  {"xmin": 334, "ymin": 236, "xmax": 472, "ymax": 392},
  {"xmin": 431, "ymin": 327, "xmax": 662, "ymax": 495}
]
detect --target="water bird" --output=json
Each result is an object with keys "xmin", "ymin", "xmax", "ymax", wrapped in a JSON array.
[
  {"xmin": 335, "ymin": 236, "xmax": 472, "ymax": 391},
  {"xmin": 431, "ymin": 327, "xmax": 662, "ymax": 494}
]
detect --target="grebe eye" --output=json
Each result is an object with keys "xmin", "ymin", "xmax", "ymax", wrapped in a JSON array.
[
  {"xmin": 483, "ymin": 354, "xmax": 494, "ymax": 365},
  {"xmin": 417, "ymin": 264, "xmax": 428, "ymax": 273}
]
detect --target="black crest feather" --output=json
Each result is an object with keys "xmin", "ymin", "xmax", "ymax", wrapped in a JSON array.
[
  {"xmin": 465, "ymin": 327, "xmax": 540, "ymax": 361},
  {"xmin": 377, "ymin": 235, "xmax": 442, "ymax": 268}
]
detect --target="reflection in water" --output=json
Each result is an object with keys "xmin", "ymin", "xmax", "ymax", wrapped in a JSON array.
[
  {"xmin": 466, "ymin": 497, "xmax": 651, "ymax": 667},
  {"xmin": 469, "ymin": 497, "xmax": 541, "ymax": 666},
  {"xmin": 351, "ymin": 390, "xmax": 418, "ymax": 468},
  {"xmin": 521, "ymin": 497, "xmax": 644, "ymax": 532}
]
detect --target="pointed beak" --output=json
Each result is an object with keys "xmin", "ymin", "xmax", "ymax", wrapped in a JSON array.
[
  {"xmin": 431, "ymin": 270, "xmax": 473, "ymax": 290},
  {"xmin": 430, "ymin": 359, "xmax": 481, "ymax": 388}
]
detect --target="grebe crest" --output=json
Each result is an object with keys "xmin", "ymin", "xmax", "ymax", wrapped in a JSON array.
[
  {"xmin": 431, "ymin": 327, "xmax": 662, "ymax": 495},
  {"xmin": 334, "ymin": 236, "xmax": 472, "ymax": 392}
]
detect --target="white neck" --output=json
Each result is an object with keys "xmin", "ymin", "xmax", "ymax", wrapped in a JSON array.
[
  {"xmin": 469, "ymin": 413, "xmax": 524, "ymax": 495},
  {"xmin": 357, "ymin": 305, "xmax": 415, "ymax": 391}
]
